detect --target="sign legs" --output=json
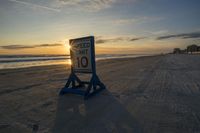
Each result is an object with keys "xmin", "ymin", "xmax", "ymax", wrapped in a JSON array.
[
  {"xmin": 59, "ymin": 73, "xmax": 105, "ymax": 99},
  {"xmin": 84, "ymin": 74, "xmax": 106, "ymax": 99}
]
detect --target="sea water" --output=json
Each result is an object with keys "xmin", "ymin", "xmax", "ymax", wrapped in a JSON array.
[{"xmin": 0, "ymin": 54, "xmax": 149, "ymax": 69}]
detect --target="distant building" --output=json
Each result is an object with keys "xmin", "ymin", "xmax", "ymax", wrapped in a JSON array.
[
  {"xmin": 198, "ymin": 46, "xmax": 200, "ymax": 51},
  {"xmin": 173, "ymin": 48, "xmax": 181, "ymax": 54},
  {"xmin": 187, "ymin": 44, "xmax": 199, "ymax": 54},
  {"xmin": 180, "ymin": 49, "xmax": 187, "ymax": 54},
  {"xmin": 173, "ymin": 44, "xmax": 200, "ymax": 55}
]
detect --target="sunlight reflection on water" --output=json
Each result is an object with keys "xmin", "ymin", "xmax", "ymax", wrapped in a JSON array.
[{"xmin": 0, "ymin": 59, "xmax": 71, "ymax": 69}]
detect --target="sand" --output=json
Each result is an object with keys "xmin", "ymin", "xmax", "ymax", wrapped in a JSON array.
[{"xmin": 0, "ymin": 54, "xmax": 200, "ymax": 133}]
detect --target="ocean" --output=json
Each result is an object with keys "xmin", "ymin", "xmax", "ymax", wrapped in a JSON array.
[{"xmin": 0, "ymin": 54, "xmax": 149, "ymax": 70}]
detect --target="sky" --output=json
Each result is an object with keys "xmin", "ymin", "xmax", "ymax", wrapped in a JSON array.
[{"xmin": 0, "ymin": 0, "xmax": 200, "ymax": 55}]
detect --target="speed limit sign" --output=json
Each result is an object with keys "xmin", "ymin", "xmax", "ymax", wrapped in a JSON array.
[
  {"xmin": 60, "ymin": 36, "xmax": 105, "ymax": 99},
  {"xmin": 69, "ymin": 36, "xmax": 95, "ymax": 73}
]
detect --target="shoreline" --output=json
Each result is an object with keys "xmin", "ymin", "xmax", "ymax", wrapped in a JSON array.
[{"xmin": 0, "ymin": 54, "xmax": 157, "ymax": 72}]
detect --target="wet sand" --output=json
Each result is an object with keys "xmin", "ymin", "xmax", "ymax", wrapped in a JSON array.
[{"xmin": 0, "ymin": 54, "xmax": 200, "ymax": 133}]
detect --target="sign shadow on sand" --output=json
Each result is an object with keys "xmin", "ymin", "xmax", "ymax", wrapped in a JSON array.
[{"xmin": 52, "ymin": 90, "xmax": 142, "ymax": 133}]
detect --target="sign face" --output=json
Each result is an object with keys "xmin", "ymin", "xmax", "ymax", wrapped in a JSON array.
[{"xmin": 69, "ymin": 36, "xmax": 94, "ymax": 73}]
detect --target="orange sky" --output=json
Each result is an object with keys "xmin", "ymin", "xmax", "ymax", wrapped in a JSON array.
[{"xmin": 0, "ymin": 42, "xmax": 175, "ymax": 55}]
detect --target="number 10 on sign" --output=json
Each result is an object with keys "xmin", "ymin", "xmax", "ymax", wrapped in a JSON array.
[{"xmin": 70, "ymin": 37, "xmax": 94, "ymax": 73}]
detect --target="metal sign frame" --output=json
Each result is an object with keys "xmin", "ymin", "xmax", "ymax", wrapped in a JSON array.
[{"xmin": 59, "ymin": 36, "xmax": 105, "ymax": 99}]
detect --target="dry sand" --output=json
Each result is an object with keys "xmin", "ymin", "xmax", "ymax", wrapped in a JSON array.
[{"xmin": 0, "ymin": 54, "xmax": 200, "ymax": 133}]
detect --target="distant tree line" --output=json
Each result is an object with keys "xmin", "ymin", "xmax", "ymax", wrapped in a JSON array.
[{"xmin": 173, "ymin": 44, "xmax": 200, "ymax": 54}]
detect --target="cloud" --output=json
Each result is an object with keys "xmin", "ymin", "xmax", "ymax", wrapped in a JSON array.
[
  {"xmin": 130, "ymin": 37, "xmax": 144, "ymax": 41},
  {"xmin": 96, "ymin": 36, "xmax": 144, "ymax": 44},
  {"xmin": 113, "ymin": 16, "xmax": 164, "ymax": 25},
  {"xmin": 156, "ymin": 32, "xmax": 200, "ymax": 40},
  {"xmin": 0, "ymin": 45, "xmax": 35, "ymax": 49},
  {"xmin": 95, "ymin": 39, "xmax": 108, "ymax": 44},
  {"xmin": 0, "ymin": 43, "xmax": 63, "ymax": 50},
  {"xmin": 58, "ymin": 0, "xmax": 115, "ymax": 11},
  {"xmin": 9, "ymin": 0, "xmax": 60, "ymax": 12},
  {"xmin": 145, "ymin": 30, "xmax": 169, "ymax": 35},
  {"xmin": 113, "ymin": 18, "xmax": 146, "ymax": 25},
  {"xmin": 38, "ymin": 43, "xmax": 63, "ymax": 47}
]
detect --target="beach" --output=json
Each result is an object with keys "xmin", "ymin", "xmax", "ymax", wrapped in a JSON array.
[{"xmin": 0, "ymin": 54, "xmax": 200, "ymax": 133}]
